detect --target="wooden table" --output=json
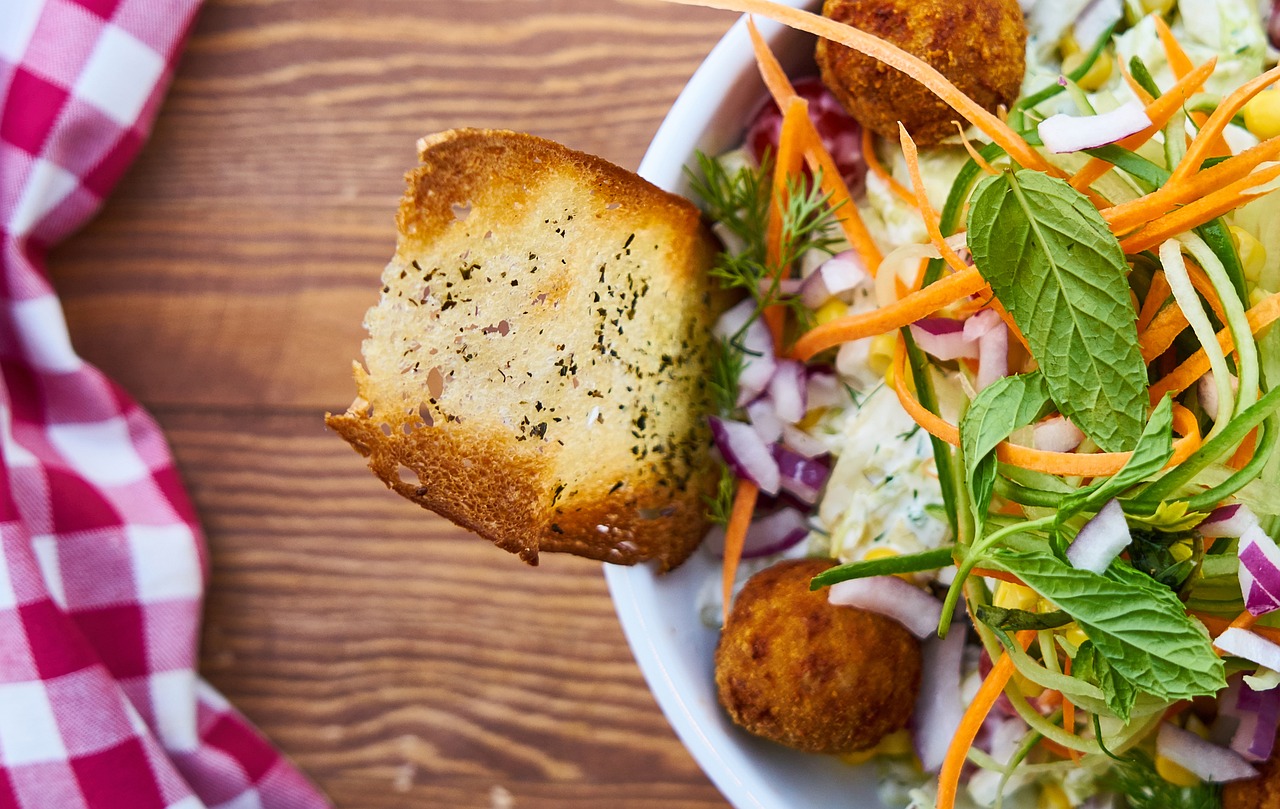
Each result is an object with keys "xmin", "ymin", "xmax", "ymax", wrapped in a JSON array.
[{"xmin": 48, "ymin": 1, "xmax": 740, "ymax": 806}]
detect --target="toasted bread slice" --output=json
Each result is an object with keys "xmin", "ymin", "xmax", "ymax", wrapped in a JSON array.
[{"xmin": 327, "ymin": 129, "xmax": 721, "ymax": 569}]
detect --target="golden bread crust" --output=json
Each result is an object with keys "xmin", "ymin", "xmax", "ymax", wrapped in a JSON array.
[{"xmin": 327, "ymin": 129, "xmax": 720, "ymax": 569}]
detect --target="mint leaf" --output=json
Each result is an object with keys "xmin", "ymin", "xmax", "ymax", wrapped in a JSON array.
[
  {"xmin": 983, "ymin": 551, "xmax": 1225, "ymax": 702},
  {"xmin": 960, "ymin": 372, "xmax": 1052, "ymax": 534},
  {"xmin": 967, "ymin": 170, "xmax": 1147, "ymax": 452},
  {"xmin": 975, "ymin": 604, "xmax": 1073, "ymax": 632},
  {"xmin": 1074, "ymin": 640, "xmax": 1138, "ymax": 722},
  {"xmin": 1056, "ymin": 396, "xmax": 1175, "ymax": 528}
]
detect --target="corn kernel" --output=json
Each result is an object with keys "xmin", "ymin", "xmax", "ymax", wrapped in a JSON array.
[
  {"xmin": 877, "ymin": 730, "xmax": 914, "ymax": 756},
  {"xmin": 1063, "ymin": 622, "xmax": 1089, "ymax": 649},
  {"xmin": 1038, "ymin": 782, "xmax": 1072, "ymax": 809},
  {"xmin": 1059, "ymin": 33, "xmax": 1082, "ymax": 58},
  {"xmin": 1140, "ymin": 0, "xmax": 1176, "ymax": 14},
  {"xmin": 1170, "ymin": 540, "xmax": 1193, "ymax": 563},
  {"xmin": 1230, "ymin": 225, "xmax": 1268, "ymax": 283},
  {"xmin": 1156, "ymin": 754, "xmax": 1202, "ymax": 787},
  {"xmin": 1244, "ymin": 88, "xmax": 1280, "ymax": 141},
  {"xmin": 840, "ymin": 747, "xmax": 878, "ymax": 766},
  {"xmin": 994, "ymin": 581, "xmax": 1040, "ymax": 612},
  {"xmin": 864, "ymin": 546, "xmax": 899, "ymax": 562},
  {"xmin": 815, "ymin": 298, "xmax": 849, "ymax": 326},
  {"xmin": 869, "ymin": 332, "xmax": 896, "ymax": 376},
  {"xmin": 1012, "ymin": 669, "xmax": 1043, "ymax": 700},
  {"xmin": 1061, "ymin": 49, "xmax": 1114, "ymax": 92},
  {"xmin": 797, "ymin": 407, "xmax": 827, "ymax": 431}
]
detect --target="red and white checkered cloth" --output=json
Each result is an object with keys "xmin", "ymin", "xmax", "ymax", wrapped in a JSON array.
[{"xmin": 0, "ymin": 1, "xmax": 333, "ymax": 807}]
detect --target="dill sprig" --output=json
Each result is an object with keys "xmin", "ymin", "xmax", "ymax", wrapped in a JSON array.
[{"xmin": 1101, "ymin": 753, "xmax": 1221, "ymax": 809}]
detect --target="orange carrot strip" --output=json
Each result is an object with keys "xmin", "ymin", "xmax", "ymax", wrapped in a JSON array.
[
  {"xmin": 747, "ymin": 17, "xmax": 884, "ymax": 274},
  {"xmin": 1071, "ymin": 58, "xmax": 1217, "ymax": 196},
  {"xmin": 899, "ymin": 125, "xmax": 972, "ymax": 277},
  {"xmin": 667, "ymin": 0, "xmax": 1059, "ymax": 177},
  {"xmin": 1229, "ymin": 428, "xmax": 1258, "ymax": 470},
  {"xmin": 970, "ymin": 567, "xmax": 1025, "ymax": 586},
  {"xmin": 1104, "ymin": 133, "xmax": 1280, "ymax": 231},
  {"xmin": 1196, "ymin": 613, "xmax": 1280, "ymax": 645},
  {"xmin": 954, "ymin": 122, "xmax": 999, "ymax": 176},
  {"xmin": 1154, "ymin": 16, "xmax": 1231, "ymax": 159},
  {"xmin": 891, "ymin": 336, "xmax": 1202, "ymax": 476},
  {"xmin": 763, "ymin": 96, "xmax": 809, "ymax": 350},
  {"xmin": 1119, "ymin": 163, "xmax": 1280, "ymax": 254},
  {"xmin": 1120, "ymin": 62, "xmax": 1157, "ymax": 106},
  {"xmin": 1139, "ymin": 302, "xmax": 1189, "ymax": 364},
  {"xmin": 1062, "ymin": 658, "xmax": 1081, "ymax": 763},
  {"xmin": 863, "ymin": 127, "xmax": 917, "ymax": 205},
  {"xmin": 1171, "ymin": 64, "xmax": 1280, "ymax": 183},
  {"xmin": 792, "ymin": 267, "xmax": 986, "ymax": 360},
  {"xmin": 721, "ymin": 479, "xmax": 759, "ymax": 626},
  {"xmin": 1150, "ymin": 290, "xmax": 1280, "ymax": 402},
  {"xmin": 1185, "ymin": 258, "xmax": 1228, "ymax": 325},
  {"xmin": 937, "ymin": 631, "xmax": 1037, "ymax": 809},
  {"xmin": 746, "ymin": 18, "xmax": 796, "ymax": 102},
  {"xmin": 1137, "ymin": 271, "xmax": 1171, "ymax": 332}
]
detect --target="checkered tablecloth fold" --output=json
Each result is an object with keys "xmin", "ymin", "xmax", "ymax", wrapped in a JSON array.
[{"xmin": 0, "ymin": 1, "xmax": 332, "ymax": 807}]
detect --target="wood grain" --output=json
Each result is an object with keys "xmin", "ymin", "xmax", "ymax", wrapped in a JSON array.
[{"xmin": 46, "ymin": 1, "xmax": 743, "ymax": 806}]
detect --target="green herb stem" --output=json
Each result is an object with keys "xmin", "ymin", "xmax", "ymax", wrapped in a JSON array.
[{"xmin": 808, "ymin": 546, "xmax": 955, "ymax": 589}]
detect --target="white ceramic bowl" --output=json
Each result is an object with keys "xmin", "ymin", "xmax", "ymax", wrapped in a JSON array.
[{"xmin": 604, "ymin": 4, "xmax": 886, "ymax": 806}]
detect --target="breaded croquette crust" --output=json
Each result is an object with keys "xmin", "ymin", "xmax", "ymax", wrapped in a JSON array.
[
  {"xmin": 1225, "ymin": 734, "xmax": 1280, "ymax": 809},
  {"xmin": 816, "ymin": 0, "xmax": 1027, "ymax": 146},
  {"xmin": 715, "ymin": 558, "xmax": 922, "ymax": 754}
]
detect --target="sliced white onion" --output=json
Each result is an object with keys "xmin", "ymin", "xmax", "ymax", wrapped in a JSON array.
[
  {"xmin": 1216, "ymin": 627, "xmax": 1280, "ymax": 673},
  {"xmin": 828, "ymin": 576, "xmax": 943, "ymax": 639},
  {"xmin": 768, "ymin": 360, "xmax": 807, "ymax": 424},
  {"xmin": 1201, "ymin": 503, "xmax": 1261, "ymax": 538},
  {"xmin": 1198, "ymin": 372, "xmax": 1240, "ymax": 422},
  {"xmin": 708, "ymin": 416, "xmax": 780, "ymax": 495},
  {"xmin": 1238, "ymin": 524, "xmax": 1280, "ymax": 616},
  {"xmin": 802, "ymin": 251, "xmax": 867, "ymax": 309},
  {"xmin": 781, "ymin": 425, "xmax": 829, "ymax": 459},
  {"xmin": 1033, "ymin": 415, "xmax": 1085, "ymax": 453},
  {"xmin": 746, "ymin": 398, "xmax": 784, "ymax": 445},
  {"xmin": 913, "ymin": 621, "xmax": 967, "ymax": 773},
  {"xmin": 1073, "ymin": 0, "xmax": 1123, "ymax": 53},
  {"xmin": 1038, "ymin": 101, "xmax": 1152, "ymax": 154},
  {"xmin": 1157, "ymin": 722, "xmax": 1258, "ymax": 782},
  {"xmin": 805, "ymin": 369, "xmax": 846, "ymax": 411},
  {"xmin": 970, "ymin": 311, "xmax": 1009, "ymax": 391},
  {"xmin": 910, "ymin": 318, "xmax": 978, "ymax": 361},
  {"xmin": 1066, "ymin": 498, "xmax": 1130, "ymax": 574}
]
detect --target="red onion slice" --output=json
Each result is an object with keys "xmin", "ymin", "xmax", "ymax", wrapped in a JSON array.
[
  {"xmin": 1233, "ymin": 680, "xmax": 1280, "ymax": 762},
  {"xmin": 828, "ymin": 575, "xmax": 943, "ymax": 639},
  {"xmin": 1066, "ymin": 499, "xmax": 1131, "ymax": 575},
  {"xmin": 1074, "ymin": 0, "xmax": 1123, "ymax": 52},
  {"xmin": 1238, "ymin": 524, "xmax": 1280, "ymax": 616},
  {"xmin": 805, "ymin": 369, "xmax": 847, "ymax": 411},
  {"xmin": 1038, "ymin": 101, "xmax": 1152, "ymax": 154},
  {"xmin": 781, "ymin": 425, "xmax": 829, "ymax": 459},
  {"xmin": 774, "ymin": 444, "xmax": 831, "ymax": 505},
  {"xmin": 714, "ymin": 299, "xmax": 776, "ymax": 405},
  {"xmin": 1157, "ymin": 723, "xmax": 1258, "ymax": 782},
  {"xmin": 1217, "ymin": 627, "xmax": 1280, "ymax": 672},
  {"xmin": 1201, "ymin": 504, "xmax": 1261, "ymax": 538},
  {"xmin": 704, "ymin": 506, "xmax": 809, "ymax": 560},
  {"xmin": 768, "ymin": 360, "xmax": 808, "ymax": 425},
  {"xmin": 913, "ymin": 620, "xmax": 967, "ymax": 772},
  {"xmin": 801, "ymin": 252, "xmax": 867, "ymax": 309},
  {"xmin": 973, "ymin": 316, "xmax": 1009, "ymax": 390},
  {"xmin": 709, "ymin": 416, "xmax": 780, "ymax": 495},
  {"xmin": 1033, "ymin": 415, "xmax": 1084, "ymax": 453},
  {"xmin": 746, "ymin": 398, "xmax": 784, "ymax": 445},
  {"xmin": 910, "ymin": 318, "xmax": 979, "ymax": 361}
]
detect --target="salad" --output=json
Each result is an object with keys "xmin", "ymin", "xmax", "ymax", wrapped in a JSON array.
[{"xmin": 660, "ymin": 0, "xmax": 1280, "ymax": 806}]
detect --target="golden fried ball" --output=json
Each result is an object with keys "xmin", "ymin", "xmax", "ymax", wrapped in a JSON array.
[
  {"xmin": 714, "ymin": 558, "xmax": 922, "ymax": 755},
  {"xmin": 1224, "ymin": 733, "xmax": 1280, "ymax": 809},
  {"xmin": 815, "ymin": 0, "xmax": 1028, "ymax": 147}
]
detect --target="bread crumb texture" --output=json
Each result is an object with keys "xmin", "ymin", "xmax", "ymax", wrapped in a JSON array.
[{"xmin": 327, "ymin": 129, "xmax": 721, "ymax": 569}]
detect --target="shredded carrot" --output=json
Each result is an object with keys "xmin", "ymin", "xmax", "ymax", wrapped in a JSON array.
[
  {"xmin": 954, "ymin": 122, "xmax": 998, "ymax": 176},
  {"xmin": 1150, "ymin": 290, "xmax": 1280, "ymax": 402},
  {"xmin": 1119, "ymin": 163, "xmax": 1280, "ymax": 254},
  {"xmin": 1185, "ymin": 258, "xmax": 1229, "ymax": 325},
  {"xmin": 763, "ymin": 96, "xmax": 810, "ymax": 350},
  {"xmin": 899, "ymin": 126, "xmax": 973, "ymax": 277},
  {"xmin": 1104, "ymin": 133, "xmax": 1280, "ymax": 232},
  {"xmin": 891, "ymin": 337, "xmax": 1203, "ymax": 476},
  {"xmin": 1196, "ymin": 612, "xmax": 1280, "ymax": 645},
  {"xmin": 1137, "ymin": 271, "xmax": 1171, "ymax": 332},
  {"xmin": 937, "ymin": 631, "xmax": 1036, "ymax": 809},
  {"xmin": 748, "ymin": 19, "xmax": 883, "ymax": 273},
  {"xmin": 1139, "ymin": 301, "xmax": 1189, "ymax": 364},
  {"xmin": 1119, "ymin": 62, "xmax": 1157, "ymax": 106},
  {"xmin": 1070, "ymin": 58, "xmax": 1217, "ymax": 196},
  {"xmin": 1171, "ymin": 64, "xmax": 1280, "ymax": 183},
  {"xmin": 1039, "ymin": 737, "xmax": 1080, "ymax": 760},
  {"xmin": 667, "ymin": 0, "xmax": 1060, "ymax": 177},
  {"xmin": 863, "ymin": 127, "xmax": 917, "ymax": 204},
  {"xmin": 792, "ymin": 267, "xmax": 986, "ymax": 360},
  {"xmin": 1061, "ymin": 658, "xmax": 1081, "ymax": 763},
  {"xmin": 721, "ymin": 479, "xmax": 759, "ymax": 626},
  {"xmin": 1229, "ymin": 428, "xmax": 1258, "ymax": 470},
  {"xmin": 1154, "ymin": 16, "xmax": 1194, "ymax": 78},
  {"xmin": 1230, "ymin": 608, "xmax": 1260, "ymax": 631},
  {"xmin": 970, "ymin": 567, "xmax": 1025, "ymax": 586}
]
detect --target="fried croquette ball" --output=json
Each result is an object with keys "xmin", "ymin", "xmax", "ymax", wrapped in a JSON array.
[
  {"xmin": 815, "ymin": 0, "xmax": 1028, "ymax": 147},
  {"xmin": 714, "ymin": 558, "xmax": 922, "ymax": 754},
  {"xmin": 1225, "ymin": 733, "xmax": 1280, "ymax": 809}
]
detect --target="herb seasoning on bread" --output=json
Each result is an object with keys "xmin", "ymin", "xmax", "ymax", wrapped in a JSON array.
[{"xmin": 327, "ymin": 129, "xmax": 722, "ymax": 569}]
